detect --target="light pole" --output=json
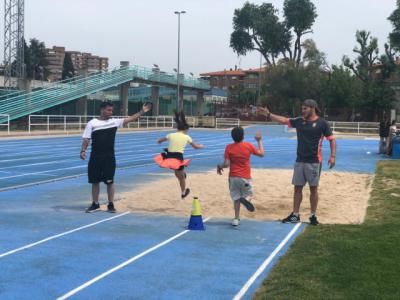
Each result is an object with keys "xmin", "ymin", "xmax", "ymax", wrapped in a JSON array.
[
  {"xmin": 174, "ymin": 10, "xmax": 186, "ymax": 111},
  {"xmin": 153, "ymin": 64, "xmax": 160, "ymax": 115},
  {"xmin": 190, "ymin": 72, "xmax": 194, "ymax": 116},
  {"xmin": 258, "ymin": 52, "xmax": 262, "ymax": 105}
]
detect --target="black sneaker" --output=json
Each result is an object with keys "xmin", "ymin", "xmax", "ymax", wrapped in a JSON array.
[
  {"xmin": 86, "ymin": 202, "xmax": 100, "ymax": 213},
  {"xmin": 282, "ymin": 212, "xmax": 300, "ymax": 223},
  {"xmin": 239, "ymin": 197, "xmax": 255, "ymax": 212},
  {"xmin": 309, "ymin": 215, "xmax": 319, "ymax": 225},
  {"xmin": 181, "ymin": 188, "xmax": 190, "ymax": 199},
  {"xmin": 107, "ymin": 202, "xmax": 116, "ymax": 213}
]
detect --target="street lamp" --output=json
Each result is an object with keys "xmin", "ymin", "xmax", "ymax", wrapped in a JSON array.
[
  {"xmin": 258, "ymin": 53, "xmax": 262, "ymax": 105},
  {"xmin": 174, "ymin": 10, "xmax": 186, "ymax": 111},
  {"xmin": 189, "ymin": 72, "xmax": 194, "ymax": 115}
]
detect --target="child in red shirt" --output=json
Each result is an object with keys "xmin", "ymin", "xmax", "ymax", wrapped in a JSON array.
[{"xmin": 217, "ymin": 127, "xmax": 264, "ymax": 226}]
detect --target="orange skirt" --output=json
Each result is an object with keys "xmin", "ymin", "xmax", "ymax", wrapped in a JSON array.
[{"xmin": 154, "ymin": 154, "xmax": 191, "ymax": 170}]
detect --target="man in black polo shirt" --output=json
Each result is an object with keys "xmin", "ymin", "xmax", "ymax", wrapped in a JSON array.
[
  {"xmin": 80, "ymin": 101, "xmax": 152, "ymax": 213},
  {"xmin": 258, "ymin": 99, "xmax": 336, "ymax": 225}
]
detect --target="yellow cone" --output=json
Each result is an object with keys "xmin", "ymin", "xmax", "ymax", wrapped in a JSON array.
[{"xmin": 191, "ymin": 197, "xmax": 202, "ymax": 216}]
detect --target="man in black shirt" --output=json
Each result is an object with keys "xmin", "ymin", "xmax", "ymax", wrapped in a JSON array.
[
  {"xmin": 258, "ymin": 99, "xmax": 336, "ymax": 225},
  {"xmin": 80, "ymin": 101, "xmax": 152, "ymax": 213}
]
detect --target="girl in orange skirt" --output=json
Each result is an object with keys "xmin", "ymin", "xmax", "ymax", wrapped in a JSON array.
[{"xmin": 154, "ymin": 111, "xmax": 204, "ymax": 198}]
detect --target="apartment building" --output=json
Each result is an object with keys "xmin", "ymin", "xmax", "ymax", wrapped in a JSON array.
[{"xmin": 45, "ymin": 46, "xmax": 109, "ymax": 81}]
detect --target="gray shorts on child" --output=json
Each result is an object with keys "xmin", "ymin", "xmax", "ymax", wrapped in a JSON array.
[
  {"xmin": 229, "ymin": 177, "xmax": 253, "ymax": 201},
  {"xmin": 292, "ymin": 162, "xmax": 321, "ymax": 187}
]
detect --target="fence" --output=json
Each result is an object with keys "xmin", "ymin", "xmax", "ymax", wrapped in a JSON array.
[
  {"xmin": 0, "ymin": 114, "xmax": 10, "ymax": 135},
  {"xmin": 215, "ymin": 118, "xmax": 240, "ymax": 129},
  {"xmin": 28, "ymin": 115, "xmax": 176, "ymax": 133},
  {"xmin": 329, "ymin": 121, "xmax": 379, "ymax": 135}
]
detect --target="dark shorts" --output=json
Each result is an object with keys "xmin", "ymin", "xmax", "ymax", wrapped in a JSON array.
[
  {"xmin": 88, "ymin": 154, "xmax": 116, "ymax": 184},
  {"xmin": 162, "ymin": 149, "xmax": 185, "ymax": 170}
]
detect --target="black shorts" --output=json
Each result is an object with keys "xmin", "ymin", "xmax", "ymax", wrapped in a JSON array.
[
  {"xmin": 162, "ymin": 149, "xmax": 185, "ymax": 170},
  {"xmin": 88, "ymin": 154, "xmax": 116, "ymax": 184}
]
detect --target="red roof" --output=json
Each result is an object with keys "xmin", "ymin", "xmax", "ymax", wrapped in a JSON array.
[
  {"xmin": 200, "ymin": 67, "xmax": 266, "ymax": 77},
  {"xmin": 200, "ymin": 70, "xmax": 246, "ymax": 76}
]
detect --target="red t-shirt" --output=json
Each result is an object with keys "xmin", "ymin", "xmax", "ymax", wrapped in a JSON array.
[{"xmin": 224, "ymin": 142, "xmax": 259, "ymax": 179}]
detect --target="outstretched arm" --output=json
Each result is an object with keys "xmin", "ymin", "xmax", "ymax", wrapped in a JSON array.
[
  {"xmin": 258, "ymin": 106, "xmax": 289, "ymax": 125},
  {"xmin": 123, "ymin": 103, "xmax": 152, "ymax": 126},
  {"xmin": 190, "ymin": 142, "xmax": 204, "ymax": 149},
  {"xmin": 157, "ymin": 137, "xmax": 168, "ymax": 144}
]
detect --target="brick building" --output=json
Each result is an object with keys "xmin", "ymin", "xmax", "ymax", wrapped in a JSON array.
[{"xmin": 46, "ymin": 46, "xmax": 109, "ymax": 81}]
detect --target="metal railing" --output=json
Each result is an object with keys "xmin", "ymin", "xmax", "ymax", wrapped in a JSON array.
[
  {"xmin": 329, "ymin": 121, "xmax": 379, "ymax": 135},
  {"xmin": 215, "ymin": 118, "xmax": 240, "ymax": 129},
  {"xmin": 0, "ymin": 114, "xmax": 10, "ymax": 135},
  {"xmin": 28, "ymin": 115, "xmax": 176, "ymax": 133},
  {"xmin": 0, "ymin": 65, "xmax": 210, "ymax": 122}
]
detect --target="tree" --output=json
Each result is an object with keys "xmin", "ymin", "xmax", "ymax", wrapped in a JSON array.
[
  {"xmin": 320, "ymin": 65, "xmax": 362, "ymax": 120},
  {"xmin": 283, "ymin": 0, "xmax": 318, "ymax": 65},
  {"xmin": 28, "ymin": 38, "xmax": 48, "ymax": 80},
  {"xmin": 343, "ymin": 31, "xmax": 396, "ymax": 120},
  {"xmin": 230, "ymin": 0, "xmax": 317, "ymax": 67},
  {"xmin": 388, "ymin": 0, "xmax": 400, "ymax": 51},
  {"xmin": 302, "ymin": 39, "xmax": 329, "ymax": 70},
  {"xmin": 62, "ymin": 53, "xmax": 75, "ymax": 80},
  {"xmin": 343, "ymin": 30, "xmax": 379, "ymax": 83},
  {"xmin": 263, "ymin": 61, "xmax": 323, "ymax": 116}
]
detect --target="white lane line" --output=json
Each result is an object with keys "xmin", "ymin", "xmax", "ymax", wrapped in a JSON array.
[
  {"xmin": 232, "ymin": 222, "xmax": 302, "ymax": 300},
  {"xmin": 0, "ymin": 135, "xmax": 230, "ymax": 163},
  {"xmin": 0, "ymin": 140, "xmax": 230, "ymax": 176},
  {"xmin": 0, "ymin": 165, "xmax": 85, "ymax": 180},
  {"xmin": 0, "ymin": 150, "xmax": 236, "ymax": 192},
  {"xmin": 57, "ymin": 217, "xmax": 212, "ymax": 300},
  {"xmin": 0, "ymin": 173, "xmax": 86, "ymax": 192},
  {"xmin": 0, "ymin": 161, "xmax": 156, "ymax": 192},
  {"xmin": 0, "ymin": 131, "xmax": 183, "ymax": 153},
  {"xmin": 0, "ymin": 212, "xmax": 131, "ymax": 259}
]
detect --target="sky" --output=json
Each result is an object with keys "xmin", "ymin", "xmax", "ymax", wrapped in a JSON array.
[{"xmin": 1, "ymin": 0, "xmax": 397, "ymax": 76}]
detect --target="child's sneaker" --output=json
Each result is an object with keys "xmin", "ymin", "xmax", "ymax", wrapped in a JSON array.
[
  {"xmin": 181, "ymin": 188, "xmax": 190, "ymax": 199},
  {"xmin": 86, "ymin": 202, "xmax": 100, "ymax": 213},
  {"xmin": 231, "ymin": 218, "xmax": 240, "ymax": 226},
  {"xmin": 282, "ymin": 212, "xmax": 300, "ymax": 223}
]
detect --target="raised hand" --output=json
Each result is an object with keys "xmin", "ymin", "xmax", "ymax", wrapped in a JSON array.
[
  {"xmin": 255, "ymin": 132, "xmax": 262, "ymax": 142},
  {"xmin": 257, "ymin": 106, "xmax": 270, "ymax": 116},
  {"xmin": 142, "ymin": 103, "xmax": 153, "ymax": 113}
]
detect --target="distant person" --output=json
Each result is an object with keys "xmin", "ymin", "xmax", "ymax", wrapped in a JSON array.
[
  {"xmin": 386, "ymin": 120, "xmax": 397, "ymax": 156},
  {"xmin": 379, "ymin": 118, "xmax": 389, "ymax": 154},
  {"xmin": 155, "ymin": 111, "xmax": 204, "ymax": 199},
  {"xmin": 258, "ymin": 99, "xmax": 336, "ymax": 225},
  {"xmin": 217, "ymin": 127, "xmax": 264, "ymax": 226},
  {"xmin": 81, "ymin": 101, "xmax": 152, "ymax": 213}
]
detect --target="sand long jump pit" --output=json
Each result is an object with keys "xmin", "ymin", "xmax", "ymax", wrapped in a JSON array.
[{"xmin": 115, "ymin": 169, "xmax": 372, "ymax": 225}]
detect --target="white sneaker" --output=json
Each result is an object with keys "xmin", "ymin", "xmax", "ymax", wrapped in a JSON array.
[{"xmin": 231, "ymin": 218, "xmax": 240, "ymax": 226}]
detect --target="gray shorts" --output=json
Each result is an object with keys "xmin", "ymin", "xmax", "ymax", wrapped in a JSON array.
[
  {"xmin": 292, "ymin": 162, "xmax": 321, "ymax": 187},
  {"xmin": 229, "ymin": 177, "xmax": 253, "ymax": 201}
]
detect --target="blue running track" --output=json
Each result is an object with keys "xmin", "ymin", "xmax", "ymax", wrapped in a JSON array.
[{"xmin": 0, "ymin": 125, "xmax": 382, "ymax": 299}]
